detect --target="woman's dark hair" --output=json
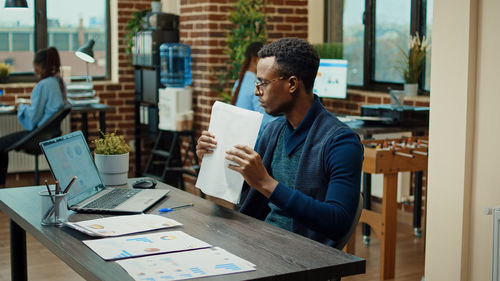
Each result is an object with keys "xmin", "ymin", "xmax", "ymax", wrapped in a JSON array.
[
  {"xmin": 33, "ymin": 46, "xmax": 66, "ymax": 100},
  {"xmin": 258, "ymin": 38, "xmax": 319, "ymax": 93},
  {"xmin": 231, "ymin": 42, "xmax": 264, "ymax": 105}
]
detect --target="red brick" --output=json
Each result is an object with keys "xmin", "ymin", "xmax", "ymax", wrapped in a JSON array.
[
  {"xmin": 277, "ymin": 25, "xmax": 293, "ymax": 31},
  {"xmin": 285, "ymin": 16, "xmax": 307, "ymax": 23},
  {"xmin": 106, "ymin": 85, "xmax": 122, "ymax": 91},
  {"xmin": 5, "ymin": 88, "xmax": 25, "ymax": 94},
  {"xmin": 367, "ymin": 97, "xmax": 382, "ymax": 104},
  {"xmin": 295, "ymin": 8, "xmax": 307, "ymax": 14}
]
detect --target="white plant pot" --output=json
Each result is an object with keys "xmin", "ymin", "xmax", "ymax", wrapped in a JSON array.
[
  {"xmin": 94, "ymin": 152, "xmax": 129, "ymax": 186},
  {"xmin": 151, "ymin": 1, "xmax": 162, "ymax": 13},
  {"xmin": 404, "ymin": 83, "xmax": 418, "ymax": 97}
]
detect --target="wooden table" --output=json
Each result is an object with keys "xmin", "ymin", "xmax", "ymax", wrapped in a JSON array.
[
  {"xmin": 351, "ymin": 137, "xmax": 428, "ymax": 280},
  {"xmin": 0, "ymin": 103, "xmax": 114, "ymax": 142},
  {"xmin": 0, "ymin": 179, "xmax": 365, "ymax": 281}
]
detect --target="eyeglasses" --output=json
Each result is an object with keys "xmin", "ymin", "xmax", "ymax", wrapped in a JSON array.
[{"xmin": 254, "ymin": 77, "xmax": 286, "ymax": 94}]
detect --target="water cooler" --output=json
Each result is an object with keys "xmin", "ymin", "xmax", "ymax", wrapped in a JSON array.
[{"xmin": 158, "ymin": 43, "xmax": 193, "ymax": 131}]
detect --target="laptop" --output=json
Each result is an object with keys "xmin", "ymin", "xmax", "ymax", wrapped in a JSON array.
[{"xmin": 39, "ymin": 131, "xmax": 169, "ymax": 214}]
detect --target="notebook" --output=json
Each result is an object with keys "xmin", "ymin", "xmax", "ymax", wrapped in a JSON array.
[{"xmin": 39, "ymin": 131, "xmax": 169, "ymax": 214}]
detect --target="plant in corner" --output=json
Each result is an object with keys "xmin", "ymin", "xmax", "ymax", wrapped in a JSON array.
[
  {"xmin": 212, "ymin": 0, "xmax": 267, "ymax": 103},
  {"xmin": 0, "ymin": 62, "xmax": 11, "ymax": 83},
  {"xmin": 93, "ymin": 131, "xmax": 131, "ymax": 186},
  {"xmin": 124, "ymin": 8, "xmax": 151, "ymax": 57},
  {"xmin": 395, "ymin": 33, "xmax": 429, "ymax": 96}
]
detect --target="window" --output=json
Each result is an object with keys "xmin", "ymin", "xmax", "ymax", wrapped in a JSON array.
[
  {"xmin": 0, "ymin": 0, "xmax": 109, "ymax": 80},
  {"xmin": 325, "ymin": 0, "xmax": 432, "ymax": 94}
]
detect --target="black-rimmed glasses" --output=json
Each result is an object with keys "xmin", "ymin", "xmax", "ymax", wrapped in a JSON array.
[{"xmin": 254, "ymin": 77, "xmax": 286, "ymax": 94}]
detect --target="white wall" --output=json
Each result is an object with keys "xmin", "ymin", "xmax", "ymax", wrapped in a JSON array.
[
  {"xmin": 426, "ymin": 0, "xmax": 500, "ymax": 280},
  {"xmin": 307, "ymin": 0, "xmax": 323, "ymax": 44},
  {"xmin": 468, "ymin": 0, "xmax": 500, "ymax": 279}
]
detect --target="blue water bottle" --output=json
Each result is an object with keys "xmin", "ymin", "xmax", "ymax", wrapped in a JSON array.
[{"xmin": 160, "ymin": 43, "xmax": 192, "ymax": 88}]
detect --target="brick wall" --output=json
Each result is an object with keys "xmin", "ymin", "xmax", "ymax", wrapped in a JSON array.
[
  {"xmin": 0, "ymin": 0, "xmax": 429, "ymax": 180},
  {"xmin": 179, "ymin": 0, "xmax": 309, "ymax": 133},
  {"xmin": 0, "ymin": 0, "xmax": 155, "ymax": 176},
  {"xmin": 179, "ymin": 0, "xmax": 429, "ymax": 133}
]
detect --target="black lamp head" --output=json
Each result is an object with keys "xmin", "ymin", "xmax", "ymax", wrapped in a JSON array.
[
  {"xmin": 75, "ymin": 39, "xmax": 95, "ymax": 63},
  {"xmin": 4, "ymin": 0, "xmax": 28, "ymax": 8}
]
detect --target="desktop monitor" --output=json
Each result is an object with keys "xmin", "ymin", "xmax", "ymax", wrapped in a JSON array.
[{"xmin": 313, "ymin": 59, "xmax": 348, "ymax": 99}]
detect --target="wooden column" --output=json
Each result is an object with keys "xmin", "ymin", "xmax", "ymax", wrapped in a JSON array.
[{"xmin": 380, "ymin": 173, "xmax": 398, "ymax": 279}]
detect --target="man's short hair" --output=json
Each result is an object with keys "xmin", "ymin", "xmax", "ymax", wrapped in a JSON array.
[{"xmin": 258, "ymin": 37, "xmax": 319, "ymax": 93}]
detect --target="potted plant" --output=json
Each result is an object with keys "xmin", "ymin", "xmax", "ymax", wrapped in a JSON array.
[
  {"xmin": 0, "ymin": 62, "xmax": 11, "ymax": 83},
  {"xmin": 93, "ymin": 131, "xmax": 130, "ymax": 186},
  {"xmin": 212, "ymin": 0, "xmax": 267, "ymax": 102},
  {"xmin": 124, "ymin": 8, "xmax": 151, "ymax": 56},
  {"xmin": 395, "ymin": 33, "xmax": 429, "ymax": 96}
]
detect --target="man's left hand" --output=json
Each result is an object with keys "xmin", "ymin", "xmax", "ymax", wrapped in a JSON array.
[{"xmin": 225, "ymin": 144, "xmax": 278, "ymax": 198}]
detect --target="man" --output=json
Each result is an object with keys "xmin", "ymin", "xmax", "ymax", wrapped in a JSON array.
[{"xmin": 196, "ymin": 38, "xmax": 363, "ymax": 247}]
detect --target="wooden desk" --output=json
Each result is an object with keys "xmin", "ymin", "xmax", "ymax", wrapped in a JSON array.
[
  {"xmin": 0, "ymin": 103, "xmax": 114, "ymax": 142},
  {"xmin": 0, "ymin": 179, "xmax": 365, "ymax": 281}
]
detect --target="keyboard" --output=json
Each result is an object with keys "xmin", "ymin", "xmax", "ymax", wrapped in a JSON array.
[{"xmin": 84, "ymin": 188, "xmax": 141, "ymax": 209}]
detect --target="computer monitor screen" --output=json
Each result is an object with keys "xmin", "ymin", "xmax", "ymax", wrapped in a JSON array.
[{"xmin": 313, "ymin": 59, "xmax": 348, "ymax": 99}]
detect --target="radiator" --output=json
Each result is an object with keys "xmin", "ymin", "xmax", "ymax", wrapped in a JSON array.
[
  {"xmin": 492, "ymin": 208, "xmax": 500, "ymax": 281},
  {"xmin": 0, "ymin": 114, "xmax": 71, "ymax": 173}
]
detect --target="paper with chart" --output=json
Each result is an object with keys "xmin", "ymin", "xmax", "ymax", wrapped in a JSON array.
[
  {"xmin": 65, "ymin": 214, "xmax": 182, "ymax": 237},
  {"xmin": 83, "ymin": 231, "xmax": 211, "ymax": 260},
  {"xmin": 195, "ymin": 101, "xmax": 263, "ymax": 204},
  {"xmin": 116, "ymin": 246, "xmax": 256, "ymax": 281}
]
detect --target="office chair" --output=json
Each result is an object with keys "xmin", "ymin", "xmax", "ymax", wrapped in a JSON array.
[
  {"xmin": 6, "ymin": 104, "xmax": 72, "ymax": 185},
  {"xmin": 334, "ymin": 193, "xmax": 364, "ymax": 250},
  {"xmin": 328, "ymin": 194, "xmax": 363, "ymax": 281}
]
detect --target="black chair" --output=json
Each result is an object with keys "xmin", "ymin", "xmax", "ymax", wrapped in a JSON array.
[
  {"xmin": 6, "ymin": 104, "xmax": 72, "ymax": 185},
  {"xmin": 328, "ymin": 194, "xmax": 363, "ymax": 281},
  {"xmin": 334, "ymin": 193, "xmax": 364, "ymax": 250}
]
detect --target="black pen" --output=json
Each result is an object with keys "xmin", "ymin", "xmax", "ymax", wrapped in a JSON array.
[
  {"xmin": 63, "ymin": 176, "xmax": 77, "ymax": 194},
  {"xmin": 44, "ymin": 180, "xmax": 55, "ymax": 204}
]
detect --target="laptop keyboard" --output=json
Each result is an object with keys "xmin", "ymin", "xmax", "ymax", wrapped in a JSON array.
[{"xmin": 84, "ymin": 189, "xmax": 141, "ymax": 209}]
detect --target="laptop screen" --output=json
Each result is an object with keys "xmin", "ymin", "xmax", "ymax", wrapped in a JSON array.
[{"xmin": 40, "ymin": 131, "xmax": 104, "ymax": 207}]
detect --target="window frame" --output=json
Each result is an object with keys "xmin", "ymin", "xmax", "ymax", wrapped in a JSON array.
[
  {"xmin": 324, "ymin": 0, "xmax": 430, "ymax": 95},
  {"xmin": 8, "ymin": 0, "xmax": 111, "ymax": 83}
]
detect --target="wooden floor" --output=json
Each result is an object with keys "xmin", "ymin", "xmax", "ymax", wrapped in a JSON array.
[{"xmin": 1, "ymin": 172, "xmax": 425, "ymax": 280}]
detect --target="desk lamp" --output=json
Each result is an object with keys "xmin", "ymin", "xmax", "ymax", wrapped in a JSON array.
[
  {"xmin": 4, "ymin": 0, "xmax": 28, "ymax": 8},
  {"xmin": 75, "ymin": 39, "xmax": 95, "ymax": 84}
]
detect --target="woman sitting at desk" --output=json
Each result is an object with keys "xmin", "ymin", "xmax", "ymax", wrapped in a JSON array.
[
  {"xmin": 231, "ymin": 42, "xmax": 277, "ymax": 138},
  {"xmin": 0, "ymin": 47, "xmax": 66, "ymax": 187}
]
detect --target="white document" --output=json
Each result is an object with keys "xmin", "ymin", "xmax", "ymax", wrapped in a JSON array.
[
  {"xmin": 116, "ymin": 246, "xmax": 256, "ymax": 281},
  {"xmin": 195, "ymin": 101, "xmax": 263, "ymax": 204},
  {"xmin": 65, "ymin": 214, "xmax": 182, "ymax": 237},
  {"xmin": 83, "ymin": 230, "xmax": 211, "ymax": 260}
]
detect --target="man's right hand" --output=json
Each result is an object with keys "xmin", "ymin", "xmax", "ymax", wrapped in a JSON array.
[{"xmin": 196, "ymin": 131, "xmax": 217, "ymax": 161}]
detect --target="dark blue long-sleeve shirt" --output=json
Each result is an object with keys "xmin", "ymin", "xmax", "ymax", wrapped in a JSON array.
[{"xmin": 240, "ymin": 95, "xmax": 364, "ymax": 246}]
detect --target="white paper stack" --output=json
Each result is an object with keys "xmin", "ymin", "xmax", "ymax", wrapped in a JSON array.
[
  {"xmin": 83, "ymin": 230, "xmax": 211, "ymax": 260},
  {"xmin": 116, "ymin": 246, "xmax": 256, "ymax": 281},
  {"xmin": 65, "ymin": 214, "xmax": 182, "ymax": 237},
  {"xmin": 195, "ymin": 101, "xmax": 263, "ymax": 204}
]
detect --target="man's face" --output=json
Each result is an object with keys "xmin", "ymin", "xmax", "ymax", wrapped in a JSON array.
[{"xmin": 254, "ymin": 56, "xmax": 293, "ymax": 116}]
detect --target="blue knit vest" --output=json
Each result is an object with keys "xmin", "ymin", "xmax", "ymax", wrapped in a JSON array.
[{"xmin": 240, "ymin": 102, "xmax": 352, "ymax": 246}]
